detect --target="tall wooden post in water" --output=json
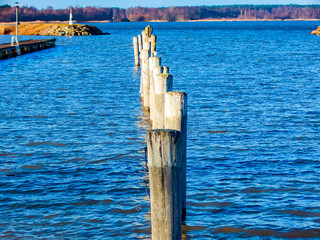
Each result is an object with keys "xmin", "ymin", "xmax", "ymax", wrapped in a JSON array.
[
  {"xmin": 141, "ymin": 49, "xmax": 150, "ymax": 113},
  {"xmin": 138, "ymin": 35, "xmax": 142, "ymax": 65},
  {"xmin": 152, "ymin": 73, "xmax": 173, "ymax": 129},
  {"xmin": 165, "ymin": 92, "xmax": 188, "ymax": 221},
  {"xmin": 150, "ymin": 34, "xmax": 157, "ymax": 56},
  {"xmin": 147, "ymin": 130, "xmax": 182, "ymax": 240},
  {"xmin": 133, "ymin": 37, "xmax": 140, "ymax": 67},
  {"xmin": 149, "ymin": 57, "xmax": 161, "ymax": 126}
]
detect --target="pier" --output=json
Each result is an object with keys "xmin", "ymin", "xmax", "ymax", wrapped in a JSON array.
[{"xmin": 0, "ymin": 39, "xmax": 56, "ymax": 60}]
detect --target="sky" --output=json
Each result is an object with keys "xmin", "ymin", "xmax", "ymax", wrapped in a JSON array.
[{"xmin": 1, "ymin": 0, "xmax": 320, "ymax": 9}]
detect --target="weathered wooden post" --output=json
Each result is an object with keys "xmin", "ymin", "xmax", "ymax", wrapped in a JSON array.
[
  {"xmin": 141, "ymin": 49, "xmax": 150, "ymax": 112},
  {"xmin": 150, "ymin": 34, "xmax": 157, "ymax": 57},
  {"xmin": 142, "ymin": 31, "xmax": 150, "ymax": 51},
  {"xmin": 133, "ymin": 36, "xmax": 140, "ymax": 67},
  {"xmin": 164, "ymin": 92, "xmax": 187, "ymax": 221},
  {"xmin": 145, "ymin": 25, "xmax": 152, "ymax": 37},
  {"xmin": 147, "ymin": 129, "xmax": 182, "ymax": 240},
  {"xmin": 149, "ymin": 57, "xmax": 161, "ymax": 126},
  {"xmin": 151, "ymin": 66, "xmax": 169, "ymax": 126},
  {"xmin": 141, "ymin": 30, "xmax": 147, "ymax": 46},
  {"xmin": 152, "ymin": 73, "xmax": 173, "ymax": 129},
  {"xmin": 138, "ymin": 35, "xmax": 142, "ymax": 65},
  {"xmin": 153, "ymin": 66, "xmax": 169, "ymax": 78},
  {"xmin": 140, "ymin": 71, "xmax": 145, "ymax": 102}
]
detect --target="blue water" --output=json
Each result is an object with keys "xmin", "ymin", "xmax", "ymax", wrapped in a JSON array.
[{"xmin": 1, "ymin": 21, "xmax": 320, "ymax": 239}]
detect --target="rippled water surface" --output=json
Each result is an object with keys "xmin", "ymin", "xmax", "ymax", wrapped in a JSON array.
[{"xmin": 1, "ymin": 21, "xmax": 320, "ymax": 239}]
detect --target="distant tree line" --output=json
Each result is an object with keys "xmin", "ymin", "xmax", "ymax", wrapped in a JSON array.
[{"xmin": 0, "ymin": 5, "xmax": 320, "ymax": 22}]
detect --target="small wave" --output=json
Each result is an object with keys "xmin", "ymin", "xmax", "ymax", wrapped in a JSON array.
[
  {"xmin": 53, "ymin": 222, "xmax": 73, "ymax": 227},
  {"xmin": 21, "ymin": 165, "xmax": 42, "ymax": 170},
  {"xmin": 0, "ymin": 153, "xmax": 16, "ymax": 157},
  {"xmin": 133, "ymin": 227, "xmax": 151, "ymax": 234},
  {"xmin": 22, "ymin": 153, "xmax": 34, "ymax": 156},
  {"xmin": 279, "ymin": 210, "xmax": 320, "ymax": 217},
  {"xmin": 106, "ymin": 132, "xmax": 116, "ymax": 135},
  {"xmin": 213, "ymin": 226, "xmax": 320, "ymax": 238},
  {"xmin": 43, "ymin": 214, "xmax": 59, "ymax": 219},
  {"xmin": 241, "ymin": 187, "xmax": 270, "ymax": 193},
  {"xmin": 206, "ymin": 130, "xmax": 229, "ymax": 133},
  {"xmin": 188, "ymin": 201, "xmax": 232, "ymax": 207},
  {"xmin": 110, "ymin": 207, "xmax": 142, "ymax": 214},
  {"xmin": 0, "ymin": 232, "xmax": 15, "ymax": 239},
  {"xmin": 71, "ymin": 199, "xmax": 112, "ymax": 206},
  {"xmin": 62, "ymin": 157, "xmax": 85, "ymax": 164},
  {"xmin": 89, "ymin": 219, "xmax": 103, "ymax": 223},
  {"xmin": 25, "ymin": 141, "xmax": 67, "ymax": 147},
  {"xmin": 214, "ymin": 226, "xmax": 244, "ymax": 234},
  {"xmin": 108, "ymin": 123, "xmax": 118, "ymax": 126},
  {"xmin": 281, "ymin": 229, "xmax": 320, "ymax": 238},
  {"xmin": 183, "ymin": 225, "xmax": 208, "ymax": 231},
  {"xmin": 33, "ymin": 115, "xmax": 48, "ymax": 118}
]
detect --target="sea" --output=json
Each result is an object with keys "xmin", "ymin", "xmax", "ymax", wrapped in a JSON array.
[{"xmin": 1, "ymin": 21, "xmax": 320, "ymax": 239}]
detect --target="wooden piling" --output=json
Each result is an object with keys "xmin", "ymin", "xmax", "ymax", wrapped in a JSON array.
[
  {"xmin": 142, "ymin": 31, "xmax": 150, "ymax": 51},
  {"xmin": 153, "ymin": 66, "xmax": 169, "ymax": 78},
  {"xmin": 141, "ymin": 49, "xmax": 150, "ymax": 112},
  {"xmin": 147, "ymin": 129, "xmax": 182, "ymax": 240},
  {"xmin": 149, "ymin": 57, "xmax": 161, "ymax": 126},
  {"xmin": 145, "ymin": 25, "xmax": 152, "ymax": 37},
  {"xmin": 151, "ymin": 66, "xmax": 168, "ymax": 127},
  {"xmin": 133, "ymin": 37, "xmax": 140, "ymax": 67},
  {"xmin": 164, "ymin": 92, "xmax": 188, "ymax": 221},
  {"xmin": 138, "ymin": 35, "xmax": 142, "ymax": 65},
  {"xmin": 152, "ymin": 73, "xmax": 173, "ymax": 129},
  {"xmin": 150, "ymin": 34, "xmax": 157, "ymax": 57},
  {"xmin": 141, "ymin": 30, "xmax": 147, "ymax": 45}
]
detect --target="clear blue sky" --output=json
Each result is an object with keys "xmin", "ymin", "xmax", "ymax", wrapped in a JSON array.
[{"xmin": 1, "ymin": 0, "xmax": 320, "ymax": 9}]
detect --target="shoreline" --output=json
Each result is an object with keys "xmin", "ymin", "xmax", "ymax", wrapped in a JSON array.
[
  {"xmin": 187, "ymin": 18, "xmax": 320, "ymax": 22},
  {"xmin": 0, "ymin": 18, "xmax": 320, "ymax": 25},
  {"xmin": 0, "ymin": 23, "xmax": 105, "ymax": 36}
]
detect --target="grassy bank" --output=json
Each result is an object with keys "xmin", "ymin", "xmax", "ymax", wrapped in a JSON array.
[{"xmin": 0, "ymin": 23, "xmax": 104, "ymax": 36}]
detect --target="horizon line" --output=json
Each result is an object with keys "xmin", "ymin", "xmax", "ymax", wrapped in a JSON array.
[{"xmin": 2, "ymin": 3, "xmax": 320, "ymax": 10}]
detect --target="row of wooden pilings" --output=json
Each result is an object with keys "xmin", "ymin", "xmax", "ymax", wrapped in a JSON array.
[{"xmin": 133, "ymin": 25, "xmax": 187, "ymax": 240}]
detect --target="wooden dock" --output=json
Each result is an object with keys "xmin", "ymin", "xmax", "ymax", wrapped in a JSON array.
[{"xmin": 0, "ymin": 39, "xmax": 56, "ymax": 60}]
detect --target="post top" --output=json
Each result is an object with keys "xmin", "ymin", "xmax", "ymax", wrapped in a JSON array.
[{"xmin": 155, "ymin": 73, "xmax": 171, "ymax": 78}]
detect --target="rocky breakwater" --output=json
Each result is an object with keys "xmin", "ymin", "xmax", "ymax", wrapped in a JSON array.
[
  {"xmin": 0, "ymin": 23, "xmax": 108, "ymax": 36},
  {"xmin": 311, "ymin": 26, "xmax": 320, "ymax": 36}
]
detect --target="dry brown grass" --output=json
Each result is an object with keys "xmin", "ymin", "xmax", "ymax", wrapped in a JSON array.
[{"xmin": 0, "ymin": 23, "xmax": 69, "ymax": 35}]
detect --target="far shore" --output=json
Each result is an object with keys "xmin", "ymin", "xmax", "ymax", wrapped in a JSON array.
[
  {"xmin": 0, "ymin": 18, "xmax": 320, "ymax": 25},
  {"xmin": 187, "ymin": 18, "xmax": 320, "ymax": 22}
]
